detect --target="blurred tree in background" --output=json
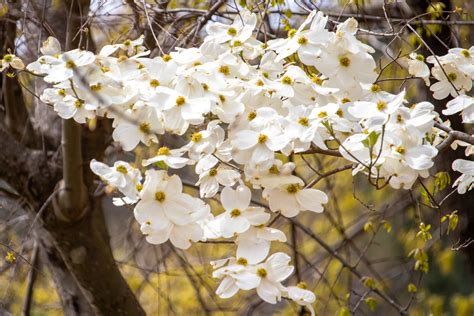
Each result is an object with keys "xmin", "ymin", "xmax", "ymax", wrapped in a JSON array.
[{"xmin": 0, "ymin": 0, "xmax": 473, "ymax": 315}]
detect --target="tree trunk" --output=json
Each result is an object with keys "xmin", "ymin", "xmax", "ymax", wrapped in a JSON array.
[{"xmin": 0, "ymin": 0, "xmax": 146, "ymax": 313}]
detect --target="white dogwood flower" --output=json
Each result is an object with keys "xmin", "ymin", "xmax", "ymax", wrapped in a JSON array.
[
  {"xmin": 266, "ymin": 182, "xmax": 328, "ymax": 218},
  {"xmin": 452, "ymin": 159, "xmax": 474, "ymax": 194},
  {"xmin": 0, "ymin": 53, "xmax": 24, "ymax": 71}
]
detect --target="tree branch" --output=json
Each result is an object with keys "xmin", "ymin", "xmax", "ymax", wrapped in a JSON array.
[{"xmin": 21, "ymin": 240, "xmax": 39, "ymax": 316}]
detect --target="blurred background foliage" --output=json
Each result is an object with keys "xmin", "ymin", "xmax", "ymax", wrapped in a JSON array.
[{"xmin": 0, "ymin": 0, "xmax": 473, "ymax": 315}]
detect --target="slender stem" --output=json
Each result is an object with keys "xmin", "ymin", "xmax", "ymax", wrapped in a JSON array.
[{"xmin": 21, "ymin": 241, "xmax": 39, "ymax": 316}]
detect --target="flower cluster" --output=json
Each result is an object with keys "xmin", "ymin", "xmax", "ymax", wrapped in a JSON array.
[
  {"xmin": 409, "ymin": 47, "xmax": 474, "ymax": 194},
  {"xmin": 4, "ymin": 7, "xmax": 472, "ymax": 311}
]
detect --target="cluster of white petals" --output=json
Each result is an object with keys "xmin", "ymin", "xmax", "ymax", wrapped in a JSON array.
[{"xmin": 1, "ymin": 7, "xmax": 471, "ymax": 311}]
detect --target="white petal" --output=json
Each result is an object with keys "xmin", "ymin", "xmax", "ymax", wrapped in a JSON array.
[
  {"xmin": 296, "ymin": 189, "xmax": 328, "ymax": 213},
  {"xmin": 146, "ymin": 226, "xmax": 172, "ymax": 245},
  {"xmin": 266, "ymin": 252, "xmax": 294, "ymax": 282},
  {"xmin": 113, "ymin": 123, "xmax": 140, "ymax": 151},
  {"xmin": 237, "ymin": 238, "xmax": 270, "ymax": 264},
  {"xmin": 232, "ymin": 130, "xmax": 259, "ymax": 150},
  {"xmin": 216, "ymin": 277, "xmax": 240, "ymax": 298},
  {"xmin": 235, "ymin": 271, "xmax": 261, "ymax": 290},
  {"xmin": 221, "ymin": 185, "xmax": 251, "ymax": 211},
  {"xmin": 133, "ymin": 200, "xmax": 169, "ymax": 230},
  {"xmin": 257, "ymin": 280, "xmax": 281, "ymax": 304},
  {"xmin": 268, "ymin": 190, "xmax": 300, "ymax": 217}
]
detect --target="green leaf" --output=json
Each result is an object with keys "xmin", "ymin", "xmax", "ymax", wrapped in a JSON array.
[
  {"xmin": 434, "ymin": 172, "xmax": 451, "ymax": 192},
  {"xmin": 382, "ymin": 220, "xmax": 392, "ymax": 233},
  {"xmin": 407, "ymin": 283, "xmax": 418, "ymax": 293},
  {"xmin": 363, "ymin": 221, "xmax": 374, "ymax": 233},
  {"xmin": 361, "ymin": 276, "xmax": 377, "ymax": 289},
  {"xmin": 154, "ymin": 161, "xmax": 168, "ymax": 170},
  {"xmin": 365, "ymin": 297, "xmax": 377, "ymax": 311},
  {"xmin": 339, "ymin": 307, "xmax": 350, "ymax": 316}
]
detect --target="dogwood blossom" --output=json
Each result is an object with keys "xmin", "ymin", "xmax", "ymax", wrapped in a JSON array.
[
  {"xmin": 90, "ymin": 159, "xmax": 142, "ymax": 203},
  {"xmin": 19, "ymin": 7, "xmax": 474, "ymax": 312},
  {"xmin": 265, "ymin": 181, "xmax": 328, "ymax": 218},
  {"xmin": 452, "ymin": 159, "xmax": 474, "ymax": 194},
  {"xmin": 442, "ymin": 94, "xmax": 474, "ymax": 123},
  {"xmin": 0, "ymin": 53, "xmax": 25, "ymax": 71},
  {"xmin": 286, "ymin": 283, "xmax": 316, "ymax": 316},
  {"xmin": 213, "ymin": 252, "xmax": 294, "ymax": 303},
  {"xmin": 407, "ymin": 53, "xmax": 430, "ymax": 85},
  {"xmin": 134, "ymin": 170, "xmax": 211, "ymax": 249}
]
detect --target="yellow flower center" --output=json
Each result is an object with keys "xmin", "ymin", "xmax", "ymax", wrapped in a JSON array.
[
  {"xmin": 219, "ymin": 95, "xmax": 226, "ymax": 103},
  {"xmin": 162, "ymin": 54, "xmax": 172, "ymax": 62},
  {"xmin": 256, "ymin": 79, "xmax": 264, "ymax": 86},
  {"xmin": 123, "ymin": 39, "xmax": 132, "ymax": 46},
  {"xmin": 286, "ymin": 184, "xmax": 300, "ymax": 194},
  {"xmin": 208, "ymin": 168, "xmax": 218, "ymax": 176},
  {"xmin": 448, "ymin": 72, "xmax": 457, "ymax": 81},
  {"xmin": 150, "ymin": 79, "xmax": 160, "ymax": 87},
  {"xmin": 268, "ymin": 165, "xmax": 279, "ymax": 174},
  {"xmin": 139, "ymin": 122, "xmax": 151, "ymax": 133},
  {"xmin": 341, "ymin": 97, "xmax": 351, "ymax": 104},
  {"xmin": 339, "ymin": 56, "xmax": 350, "ymax": 67},
  {"xmin": 258, "ymin": 134, "xmax": 268, "ymax": 144},
  {"xmin": 176, "ymin": 96, "xmax": 186, "ymax": 106},
  {"xmin": 115, "ymin": 165, "xmax": 128, "ymax": 174},
  {"xmin": 3, "ymin": 54, "xmax": 13, "ymax": 62},
  {"xmin": 230, "ymin": 209, "xmax": 241, "ymax": 217},
  {"xmin": 74, "ymin": 99, "xmax": 84, "ymax": 108},
  {"xmin": 247, "ymin": 111, "xmax": 257, "ymax": 121},
  {"xmin": 287, "ymin": 29, "xmax": 297, "ymax": 38},
  {"xmin": 377, "ymin": 101, "xmax": 387, "ymax": 111},
  {"xmin": 257, "ymin": 268, "xmax": 267, "ymax": 278},
  {"xmin": 297, "ymin": 36, "xmax": 308, "ymax": 45},
  {"xmin": 395, "ymin": 146, "xmax": 406, "ymax": 155},
  {"xmin": 218, "ymin": 65, "xmax": 231, "ymax": 76},
  {"xmin": 281, "ymin": 76, "xmax": 293, "ymax": 85},
  {"xmin": 298, "ymin": 117, "xmax": 309, "ymax": 126},
  {"xmin": 90, "ymin": 83, "xmax": 102, "ymax": 91},
  {"xmin": 318, "ymin": 111, "xmax": 327, "ymax": 118},
  {"xmin": 158, "ymin": 147, "xmax": 170, "ymax": 156},
  {"xmin": 237, "ymin": 257, "xmax": 248, "ymax": 265},
  {"xmin": 227, "ymin": 27, "xmax": 237, "ymax": 36},
  {"xmin": 65, "ymin": 60, "xmax": 76, "ymax": 69},
  {"xmin": 58, "ymin": 89, "xmax": 66, "ymax": 97},
  {"xmin": 135, "ymin": 183, "xmax": 143, "ymax": 192},
  {"xmin": 191, "ymin": 132, "xmax": 202, "ymax": 143},
  {"xmin": 155, "ymin": 191, "xmax": 166, "ymax": 202},
  {"xmin": 297, "ymin": 282, "xmax": 307, "ymax": 289},
  {"xmin": 370, "ymin": 84, "xmax": 381, "ymax": 93}
]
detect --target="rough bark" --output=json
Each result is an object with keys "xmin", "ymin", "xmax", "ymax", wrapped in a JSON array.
[
  {"xmin": 37, "ymin": 231, "xmax": 94, "ymax": 315},
  {"xmin": 1, "ymin": 9, "xmax": 36, "ymax": 147},
  {"xmin": 0, "ymin": 0, "xmax": 146, "ymax": 313},
  {"xmin": 0, "ymin": 124, "xmax": 145, "ymax": 315}
]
